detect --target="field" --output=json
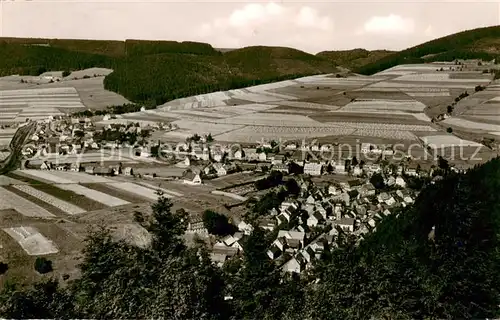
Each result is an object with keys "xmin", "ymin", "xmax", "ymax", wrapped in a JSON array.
[
  {"xmin": 0, "ymin": 68, "xmax": 131, "ymax": 121},
  {"xmin": 0, "ymin": 168, "xmax": 207, "ymax": 284},
  {"xmin": 117, "ymin": 64, "xmax": 492, "ymax": 147}
]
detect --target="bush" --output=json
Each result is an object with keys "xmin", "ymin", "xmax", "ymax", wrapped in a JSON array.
[
  {"xmin": 202, "ymin": 210, "xmax": 236, "ymax": 236},
  {"xmin": 447, "ymin": 127, "xmax": 453, "ymax": 133},
  {"xmin": 34, "ymin": 257, "xmax": 53, "ymax": 274},
  {"xmin": 0, "ymin": 262, "xmax": 8, "ymax": 275},
  {"xmin": 62, "ymin": 70, "xmax": 71, "ymax": 77}
]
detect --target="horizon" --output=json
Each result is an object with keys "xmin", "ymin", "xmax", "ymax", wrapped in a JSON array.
[{"xmin": 0, "ymin": 1, "xmax": 499, "ymax": 53}]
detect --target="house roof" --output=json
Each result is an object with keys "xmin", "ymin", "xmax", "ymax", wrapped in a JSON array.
[{"xmin": 337, "ymin": 217, "xmax": 355, "ymax": 226}]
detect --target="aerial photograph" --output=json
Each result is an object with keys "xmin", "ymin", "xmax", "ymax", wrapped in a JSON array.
[{"xmin": 0, "ymin": 0, "xmax": 499, "ymax": 318}]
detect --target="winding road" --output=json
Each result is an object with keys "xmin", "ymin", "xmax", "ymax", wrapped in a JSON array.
[{"xmin": 0, "ymin": 121, "xmax": 37, "ymax": 175}]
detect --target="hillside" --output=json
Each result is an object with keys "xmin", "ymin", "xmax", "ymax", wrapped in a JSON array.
[
  {"xmin": 316, "ymin": 49, "xmax": 394, "ymax": 70},
  {"xmin": 2, "ymin": 158, "xmax": 500, "ymax": 318},
  {"xmin": 0, "ymin": 39, "xmax": 337, "ymax": 106},
  {"xmin": 355, "ymin": 25, "xmax": 500, "ymax": 75}
]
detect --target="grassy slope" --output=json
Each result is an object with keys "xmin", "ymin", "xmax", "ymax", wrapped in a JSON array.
[
  {"xmin": 316, "ymin": 48, "xmax": 394, "ymax": 70},
  {"xmin": 355, "ymin": 25, "xmax": 500, "ymax": 75}
]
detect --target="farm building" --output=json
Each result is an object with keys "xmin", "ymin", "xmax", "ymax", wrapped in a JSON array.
[
  {"xmin": 134, "ymin": 167, "xmax": 186, "ymax": 179},
  {"xmin": 304, "ymin": 163, "xmax": 322, "ymax": 176},
  {"xmin": 183, "ymin": 170, "xmax": 202, "ymax": 185}
]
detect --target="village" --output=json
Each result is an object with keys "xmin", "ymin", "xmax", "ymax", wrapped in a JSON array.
[{"xmin": 4, "ymin": 113, "xmax": 453, "ymax": 276}]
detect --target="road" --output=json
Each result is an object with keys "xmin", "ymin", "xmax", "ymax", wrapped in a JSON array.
[{"xmin": 0, "ymin": 121, "xmax": 37, "ymax": 175}]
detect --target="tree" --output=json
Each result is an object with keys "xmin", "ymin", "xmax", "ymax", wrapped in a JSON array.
[
  {"xmin": 206, "ymin": 133, "xmax": 214, "ymax": 143},
  {"xmin": 351, "ymin": 156, "xmax": 359, "ymax": 167},
  {"xmin": 34, "ymin": 257, "xmax": 53, "ymax": 274},
  {"xmin": 288, "ymin": 162, "xmax": 304, "ymax": 175},
  {"xmin": 370, "ymin": 172, "xmax": 385, "ymax": 189},
  {"xmin": 74, "ymin": 130, "xmax": 85, "ymax": 141},
  {"xmin": 62, "ymin": 70, "xmax": 71, "ymax": 77},
  {"xmin": 447, "ymin": 127, "xmax": 453, "ymax": 133},
  {"xmin": 285, "ymin": 178, "xmax": 300, "ymax": 196},
  {"xmin": 438, "ymin": 155, "xmax": 450, "ymax": 172},
  {"xmin": 447, "ymin": 105, "xmax": 454, "ymax": 114},
  {"xmin": 202, "ymin": 210, "xmax": 236, "ymax": 236},
  {"xmin": 0, "ymin": 262, "xmax": 7, "ymax": 275}
]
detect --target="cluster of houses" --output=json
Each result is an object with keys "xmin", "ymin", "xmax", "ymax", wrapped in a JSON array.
[{"xmin": 207, "ymin": 165, "xmax": 426, "ymax": 274}]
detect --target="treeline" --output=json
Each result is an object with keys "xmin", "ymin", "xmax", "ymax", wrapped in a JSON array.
[
  {"xmin": 355, "ymin": 25, "xmax": 500, "ymax": 75},
  {"xmin": 71, "ymin": 103, "xmax": 147, "ymax": 117},
  {"xmin": 0, "ymin": 39, "xmax": 337, "ymax": 107},
  {"xmin": 3, "ymin": 158, "xmax": 500, "ymax": 318},
  {"xmin": 103, "ymin": 48, "xmax": 335, "ymax": 106},
  {"xmin": 0, "ymin": 43, "xmax": 116, "ymax": 77},
  {"xmin": 124, "ymin": 40, "xmax": 221, "ymax": 57}
]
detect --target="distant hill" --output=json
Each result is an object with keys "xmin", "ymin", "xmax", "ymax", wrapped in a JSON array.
[
  {"xmin": 354, "ymin": 25, "xmax": 500, "ymax": 75},
  {"xmin": 0, "ymin": 39, "xmax": 337, "ymax": 106},
  {"xmin": 316, "ymin": 49, "xmax": 394, "ymax": 70},
  {"xmin": 104, "ymin": 46, "xmax": 338, "ymax": 105}
]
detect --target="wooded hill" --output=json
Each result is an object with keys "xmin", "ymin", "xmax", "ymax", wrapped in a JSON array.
[
  {"xmin": 0, "ymin": 39, "xmax": 338, "ymax": 106},
  {"xmin": 2, "ymin": 25, "xmax": 500, "ymax": 106},
  {"xmin": 353, "ymin": 25, "xmax": 500, "ymax": 75},
  {"xmin": 2, "ymin": 158, "xmax": 500, "ymax": 319}
]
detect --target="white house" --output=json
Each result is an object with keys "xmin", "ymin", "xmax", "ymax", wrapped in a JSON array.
[
  {"xmin": 238, "ymin": 221, "xmax": 254, "ymax": 235},
  {"xmin": 233, "ymin": 150, "xmax": 243, "ymax": 160},
  {"xmin": 334, "ymin": 164, "xmax": 346, "ymax": 175},
  {"xmin": 213, "ymin": 163, "xmax": 227, "ymax": 176},
  {"xmin": 352, "ymin": 166, "xmax": 363, "ymax": 176},
  {"xmin": 307, "ymin": 212, "xmax": 324, "ymax": 227},
  {"xmin": 304, "ymin": 162, "xmax": 322, "ymax": 176},
  {"xmin": 183, "ymin": 171, "xmax": 202, "ymax": 185},
  {"xmin": 258, "ymin": 152, "xmax": 267, "ymax": 162},
  {"xmin": 395, "ymin": 176, "xmax": 407, "ymax": 188},
  {"xmin": 282, "ymin": 257, "xmax": 304, "ymax": 273},
  {"xmin": 335, "ymin": 217, "xmax": 355, "ymax": 232}
]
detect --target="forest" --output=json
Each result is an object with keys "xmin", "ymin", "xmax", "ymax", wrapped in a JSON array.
[
  {"xmin": 2, "ymin": 158, "xmax": 500, "ymax": 319},
  {"xmin": 354, "ymin": 25, "xmax": 500, "ymax": 75}
]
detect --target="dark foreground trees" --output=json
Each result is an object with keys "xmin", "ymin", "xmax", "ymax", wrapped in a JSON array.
[{"xmin": 4, "ymin": 158, "xmax": 500, "ymax": 318}]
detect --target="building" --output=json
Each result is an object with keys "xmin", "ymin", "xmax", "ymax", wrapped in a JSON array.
[
  {"xmin": 183, "ymin": 170, "xmax": 202, "ymax": 185},
  {"xmin": 304, "ymin": 162, "xmax": 322, "ymax": 176}
]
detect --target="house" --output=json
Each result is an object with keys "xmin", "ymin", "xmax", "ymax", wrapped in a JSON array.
[
  {"xmin": 396, "ymin": 190, "xmax": 414, "ymax": 204},
  {"xmin": 244, "ymin": 148, "xmax": 259, "ymax": 161},
  {"xmin": 328, "ymin": 185, "xmax": 340, "ymax": 195},
  {"xmin": 395, "ymin": 176, "xmax": 406, "ymax": 188},
  {"xmin": 271, "ymin": 154, "xmax": 285, "ymax": 165},
  {"xmin": 306, "ymin": 212, "xmax": 324, "ymax": 227},
  {"xmin": 187, "ymin": 215, "xmax": 208, "ymax": 234},
  {"xmin": 213, "ymin": 163, "xmax": 227, "ymax": 176},
  {"xmin": 361, "ymin": 143, "xmax": 372, "ymax": 154},
  {"xmin": 233, "ymin": 149, "xmax": 243, "ymax": 160},
  {"xmin": 183, "ymin": 170, "xmax": 202, "ymax": 185},
  {"xmin": 272, "ymin": 163, "xmax": 289, "ymax": 173},
  {"xmin": 334, "ymin": 164, "xmax": 346, "ymax": 175},
  {"xmin": 359, "ymin": 183, "xmax": 376, "ymax": 197},
  {"xmin": 259, "ymin": 218, "xmax": 277, "ymax": 231},
  {"xmin": 282, "ymin": 257, "xmax": 305, "ymax": 274},
  {"xmin": 40, "ymin": 161, "xmax": 50, "ymax": 170},
  {"xmin": 258, "ymin": 152, "xmax": 267, "ymax": 162},
  {"xmin": 238, "ymin": 221, "xmax": 254, "ymax": 235},
  {"xmin": 277, "ymin": 230, "xmax": 306, "ymax": 248},
  {"xmin": 267, "ymin": 245, "xmax": 281, "ymax": 260},
  {"xmin": 335, "ymin": 217, "xmax": 355, "ymax": 232},
  {"xmin": 304, "ymin": 162, "xmax": 322, "ymax": 176},
  {"xmin": 352, "ymin": 165, "xmax": 363, "ymax": 176},
  {"xmin": 285, "ymin": 143, "xmax": 297, "ymax": 150}
]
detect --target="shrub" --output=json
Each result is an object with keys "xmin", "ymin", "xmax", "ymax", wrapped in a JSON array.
[
  {"xmin": 202, "ymin": 210, "xmax": 236, "ymax": 236},
  {"xmin": 62, "ymin": 70, "xmax": 71, "ymax": 77},
  {"xmin": 447, "ymin": 127, "xmax": 453, "ymax": 133},
  {"xmin": 0, "ymin": 262, "xmax": 8, "ymax": 275},
  {"xmin": 34, "ymin": 257, "xmax": 53, "ymax": 274}
]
